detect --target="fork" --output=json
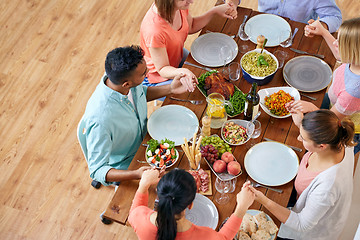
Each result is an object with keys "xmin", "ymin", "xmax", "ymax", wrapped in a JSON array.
[
  {"xmin": 251, "ymin": 182, "xmax": 283, "ymax": 193},
  {"xmin": 170, "ymin": 97, "xmax": 203, "ymax": 105}
]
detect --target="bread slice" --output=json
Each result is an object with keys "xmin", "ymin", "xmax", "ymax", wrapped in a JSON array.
[
  {"xmin": 237, "ymin": 230, "xmax": 251, "ymax": 240},
  {"xmin": 251, "ymin": 229, "xmax": 271, "ymax": 240},
  {"xmin": 253, "ymin": 212, "xmax": 268, "ymax": 229},
  {"xmin": 265, "ymin": 220, "xmax": 278, "ymax": 235},
  {"xmin": 253, "ymin": 211, "xmax": 278, "ymax": 235},
  {"xmin": 240, "ymin": 213, "xmax": 257, "ymax": 235}
]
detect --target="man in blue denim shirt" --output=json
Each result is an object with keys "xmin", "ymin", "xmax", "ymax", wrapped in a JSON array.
[
  {"xmin": 228, "ymin": 0, "xmax": 342, "ymax": 33},
  {"xmin": 80, "ymin": 46, "xmax": 197, "ymax": 186}
]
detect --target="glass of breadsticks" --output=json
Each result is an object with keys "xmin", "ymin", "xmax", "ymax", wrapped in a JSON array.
[{"xmin": 181, "ymin": 133, "xmax": 203, "ymax": 170}]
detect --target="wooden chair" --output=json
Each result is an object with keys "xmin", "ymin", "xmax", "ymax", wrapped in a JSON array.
[{"xmin": 77, "ymin": 117, "xmax": 101, "ymax": 189}]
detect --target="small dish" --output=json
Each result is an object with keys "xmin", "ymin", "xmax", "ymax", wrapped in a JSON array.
[
  {"xmin": 145, "ymin": 146, "xmax": 179, "ymax": 169},
  {"xmin": 258, "ymin": 86, "xmax": 300, "ymax": 118},
  {"xmin": 221, "ymin": 119, "xmax": 254, "ymax": 145}
]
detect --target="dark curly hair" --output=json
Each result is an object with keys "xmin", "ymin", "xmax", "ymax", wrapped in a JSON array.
[{"xmin": 104, "ymin": 45, "xmax": 144, "ymax": 85}]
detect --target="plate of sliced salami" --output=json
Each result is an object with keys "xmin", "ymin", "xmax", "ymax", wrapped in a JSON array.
[{"xmin": 188, "ymin": 169, "xmax": 212, "ymax": 195}]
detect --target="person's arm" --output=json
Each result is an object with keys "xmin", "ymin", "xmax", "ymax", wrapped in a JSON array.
[
  {"xmin": 86, "ymin": 123, "xmax": 150, "ymax": 185},
  {"xmin": 146, "ymin": 73, "xmax": 197, "ymax": 101},
  {"xmin": 313, "ymin": 0, "xmax": 342, "ymax": 33},
  {"xmin": 304, "ymin": 20, "xmax": 340, "ymax": 60},
  {"xmin": 148, "ymin": 47, "xmax": 196, "ymax": 81},
  {"xmin": 248, "ymin": 185, "xmax": 291, "ymax": 223},
  {"xmin": 218, "ymin": 182, "xmax": 255, "ymax": 239},
  {"xmin": 187, "ymin": 3, "xmax": 236, "ymax": 34},
  {"xmin": 249, "ymin": 182, "xmax": 335, "ymax": 232},
  {"xmin": 105, "ymin": 166, "xmax": 150, "ymax": 182}
]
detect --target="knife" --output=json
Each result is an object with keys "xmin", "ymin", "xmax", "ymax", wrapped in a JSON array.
[
  {"xmin": 290, "ymin": 48, "xmax": 325, "ymax": 59},
  {"xmin": 263, "ymin": 138, "xmax": 303, "ymax": 152},
  {"xmin": 184, "ymin": 61, "xmax": 213, "ymax": 72}
]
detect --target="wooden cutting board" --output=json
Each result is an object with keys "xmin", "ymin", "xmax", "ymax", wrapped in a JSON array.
[{"xmin": 199, "ymin": 170, "xmax": 212, "ymax": 196}]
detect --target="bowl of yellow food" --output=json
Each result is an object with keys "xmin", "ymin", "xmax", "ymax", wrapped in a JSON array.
[{"xmin": 240, "ymin": 49, "xmax": 278, "ymax": 85}]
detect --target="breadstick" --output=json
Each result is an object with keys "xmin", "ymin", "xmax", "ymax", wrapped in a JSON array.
[
  {"xmin": 182, "ymin": 143, "xmax": 196, "ymax": 169},
  {"xmin": 195, "ymin": 136, "xmax": 203, "ymax": 154},
  {"xmin": 195, "ymin": 153, "xmax": 202, "ymax": 168},
  {"xmin": 184, "ymin": 137, "xmax": 189, "ymax": 150},
  {"xmin": 191, "ymin": 132, "xmax": 196, "ymax": 159}
]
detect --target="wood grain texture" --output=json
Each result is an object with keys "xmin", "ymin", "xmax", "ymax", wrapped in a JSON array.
[{"xmin": 0, "ymin": 0, "xmax": 358, "ymax": 239}]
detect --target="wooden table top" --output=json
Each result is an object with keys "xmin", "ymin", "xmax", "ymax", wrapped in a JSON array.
[{"xmin": 103, "ymin": 6, "xmax": 336, "ymax": 230}]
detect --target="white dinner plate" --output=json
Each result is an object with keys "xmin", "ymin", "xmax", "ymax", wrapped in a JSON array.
[
  {"xmin": 244, "ymin": 142, "xmax": 299, "ymax": 186},
  {"xmin": 258, "ymin": 86, "xmax": 300, "ymax": 118},
  {"xmin": 191, "ymin": 32, "xmax": 238, "ymax": 67},
  {"xmin": 147, "ymin": 105, "xmax": 199, "ymax": 146},
  {"xmin": 185, "ymin": 193, "xmax": 219, "ymax": 229},
  {"xmin": 283, "ymin": 56, "xmax": 333, "ymax": 92},
  {"xmin": 245, "ymin": 14, "xmax": 291, "ymax": 47}
]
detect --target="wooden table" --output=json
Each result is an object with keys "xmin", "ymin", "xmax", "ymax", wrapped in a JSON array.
[{"xmin": 103, "ymin": 6, "xmax": 336, "ymax": 230}]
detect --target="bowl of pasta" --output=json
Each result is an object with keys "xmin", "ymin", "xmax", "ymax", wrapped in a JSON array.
[
  {"xmin": 240, "ymin": 49, "xmax": 278, "ymax": 85},
  {"xmin": 258, "ymin": 86, "xmax": 300, "ymax": 118}
]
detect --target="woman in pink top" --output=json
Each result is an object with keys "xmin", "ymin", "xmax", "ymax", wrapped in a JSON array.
[
  {"xmin": 129, "ymin": 168, "xmax": 255, "ymax": 240},
  {"xmin": 140, "ymin": 0, "xmax": 237, "ymax": 85},
  {"xmin": 287, "ymin": 18, "xmax": 360, "ymax": 154}
]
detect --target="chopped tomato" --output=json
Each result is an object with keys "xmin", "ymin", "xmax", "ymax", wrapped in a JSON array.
[
  {"xmin": 170, "ymin": 148, "xmax": 175, "ymax": 156},
  {"xmin": 159, "ymin": 158, "xmax": 164, "ymax": 167},
  {"xmin": 160, "ymin": 144, "xmax": 168, "ymax": 149}
]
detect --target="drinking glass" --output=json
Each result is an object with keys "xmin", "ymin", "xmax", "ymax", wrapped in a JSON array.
[
  {"xmin": 279, "ymin": 30, "xmax": 292, "ymax": 48},
  {"xmin": 228, "ymin": 62, "xmax": 241, "ymax": 81},
  {"xmin": 219, "ymin": 46, "xmax": 232, "ymax": 74},
  {"xmin": 274, "ymin": 50, "xmax": 289, "ymax": 68},
  {"xmin": 248, "ymin": 120, "xmax": 261, "ymax": 147},
  {"xmin": 251, "ymin": 120, "xmax": 261, "ymax": 139},
  {"xmin": 215, "ymin": 175, "xmax": 232, "ymax": 204},
  {"xmin": 238, "ymin": 23, "xmax": 250, "ymax": 41}
]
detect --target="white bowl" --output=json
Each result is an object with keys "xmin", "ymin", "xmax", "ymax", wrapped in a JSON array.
[
  {"xmin": 258, "ymin": 86, "xmax": 300, "ymax": 118},
  {"xmin": 145, "ymin": 146, "xmax": 179, "ymax": 169},
  {"xmin": 221, "ymin": 119, "xmax": 255, "ymax": 145}
]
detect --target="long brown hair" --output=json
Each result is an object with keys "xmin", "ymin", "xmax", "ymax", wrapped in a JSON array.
[
  {"xmin": 338, "ymin": 17, "xmax": 360, "ymax": 65},
  {"xmin": 302, "ymin": 110, "xmax": 356, "ymax": 152},
  {"xmin": 155, "ymin": 0, "xmax": 175, "ymax": 24}
]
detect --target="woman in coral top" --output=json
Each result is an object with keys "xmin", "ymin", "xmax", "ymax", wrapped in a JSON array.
[
  {"xmin": 249, "ymin": 110, "xmax": 355, "ymax": 240},
  {"xmin": 129, "ymin": 168, "xmax": 255, "ymax": 240},
  {"xmin": 140, "ymin": 0, "xmax": 237, "ymax": 86}
]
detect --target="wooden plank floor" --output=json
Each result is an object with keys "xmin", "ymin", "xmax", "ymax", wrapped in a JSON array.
[{"xmin": 0, "ymin": 0, "xmax": 358, "ymax": 239}]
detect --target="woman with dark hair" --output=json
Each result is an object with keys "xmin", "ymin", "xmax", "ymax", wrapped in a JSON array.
[
  {"xmin": 249, "ymin": 110, "xmax": 356, "ymax": 240},
  {"xmin": 129, "ymin": 168, "xmax": 255, "ymax": 240},
  {"xmin": 140, "ymin": 0, "xmax": 237, "ymax": 87}
]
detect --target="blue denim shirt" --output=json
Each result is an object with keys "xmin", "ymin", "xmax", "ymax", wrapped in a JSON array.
[
  {"xmin": 82, "ymin": 75, "xmax": 148, "ymax": 185},
  {"xmin": 258, "ymin": 0, "xmax": 342, "ymax": 33}
]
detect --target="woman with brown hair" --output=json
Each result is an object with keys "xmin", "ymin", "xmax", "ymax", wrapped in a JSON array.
[
  {"xmin": 249, "ymin": 110, "xmax": 355, "ymax": 240},
  {"xmin": 140, "ymin": 0, "xmax": 237, "ymax": 87}
]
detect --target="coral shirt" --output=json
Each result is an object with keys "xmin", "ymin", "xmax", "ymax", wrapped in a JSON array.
[
  {"xmin": 140, "ymin": 4, "xmax": 189, "ymax": 83},
  {"xmin": 294, "ymin": 152, "xmax": 321, "ymax": 197},
  {"xmin": 128, "ymin": 191, "xmax": 242, "ymax": 240}
]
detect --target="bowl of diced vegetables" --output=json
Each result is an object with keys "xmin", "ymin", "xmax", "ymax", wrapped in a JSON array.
[
  {"xmin": 221, "ymin": 119, "xmax": 255, "ymax": 146},
  {"xmin": 258, "ymin": 86, "xmax": 300, "ymax": 118},
  {"xmin": 145, "ymin": 139, "xmax": 179, "ymax": 169}
]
